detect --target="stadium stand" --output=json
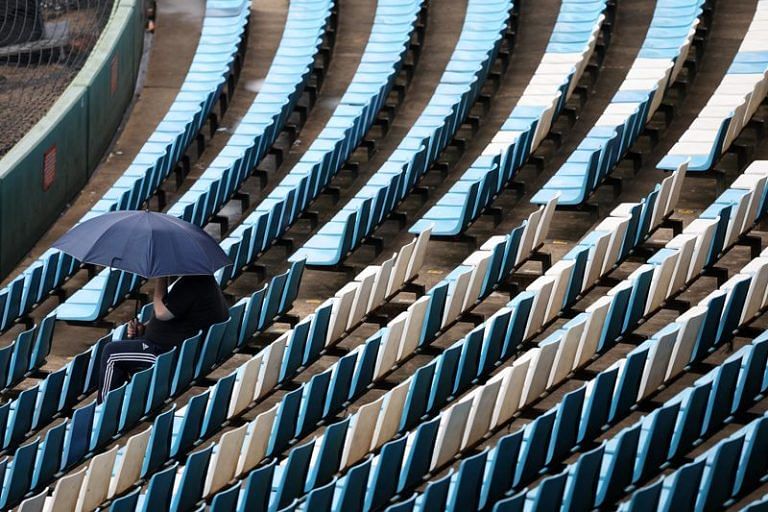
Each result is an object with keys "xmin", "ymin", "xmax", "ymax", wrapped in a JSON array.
[
  {"xmin": 423, "ymin": 239, "xmax": 768, "ymax": 511},
  {"xmin": 5, "ymin": 0, "xmax": 768, "ymax": 511}
]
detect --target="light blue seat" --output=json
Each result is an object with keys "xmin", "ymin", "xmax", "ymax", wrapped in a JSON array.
[
  {"xmin": 200, "ymin": 372, "xmax": 236, "ymax": 438},
  {"xmin": 170, "ymin": 444, "xmax": 214, "ymax": 512},
  {"xmin": 62, "ymin": 400, "xmax": 96, "ymax": 469},
  {"xmin": 194, "ymin": 319, "xmax": 230, "ymax": 379},
  {"xmin": 238, "ymin": 460, "xmax": 276, "ymax": 512},
  {"xmin": 3, "ymin": 387, "xmax": 37, "ymax": 450},
  {"xmin": 120, "ymin": 366, "xmax": 154, "ymax": 430},
  {"xmin": 91, "ymin": 383, "xmax": 127, "ymax": 450},
  {"xmin": 0, "ymin": 437, "xmax": 38, "ymax": 508},
  {"xmin": 32, "ymin": 367, "xmax": 66, "ymax": 430},
  {"xmin": 139, "ymin": 462, "xmax": 179, "ymax": 512},
  {"xmin": 171, "ymin": 333, "xmax": 202, "ymax": 395},
  {"xmin": 170, "ymin": 390, "xmax": 209, "ymax": 457},
  {"xmin": 146, "ymin": 348, "xmax": 177, "ymax": 413},
  {"xmin": 30, "ymin": 422, "xmax": 66, "ymax": 490},
  {"xmin": 271, "ymin": 440, "xmax": 315, "ymax": 511},
  {"xmin": 55, "ymin": 269, "xmax": 121, "ymax": 322},
  {"xmin": 267, "ymin": 387, "xmax": 303, "ymax": 457},
  {"xmin": 142, "ymin": 405, "xmax": 176, "ymax": 478},
  {"xmin": 295, "ymin": 370, "xmax": 331, "ymax": 437}
]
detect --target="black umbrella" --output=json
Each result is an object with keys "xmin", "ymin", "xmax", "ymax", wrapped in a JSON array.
[{"xmin": 53, "ymin": 210, "xmax": 231, "ymax": 278}]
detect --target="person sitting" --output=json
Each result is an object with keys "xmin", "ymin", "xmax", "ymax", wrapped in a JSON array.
[{"xmin": 97, "ymin": 274, "xmax": 229, "ymax": 403}]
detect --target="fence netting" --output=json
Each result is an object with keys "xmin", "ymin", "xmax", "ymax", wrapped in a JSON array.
[{"xmin": 0, "ymin": 0, "xmax": 115, "ymax": 156}]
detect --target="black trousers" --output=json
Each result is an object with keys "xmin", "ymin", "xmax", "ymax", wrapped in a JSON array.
[{"xmin": 97, "ymin": 339, "xmax": 167, "ymax": 403}]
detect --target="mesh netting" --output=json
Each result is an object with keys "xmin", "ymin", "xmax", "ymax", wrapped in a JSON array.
[{"xmin": 0, "ymin": 0, "xmax": 115, "ymax": 156}]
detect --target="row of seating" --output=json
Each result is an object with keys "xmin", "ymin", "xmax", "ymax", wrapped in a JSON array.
[
  {"xmin": 15, "ymin": 232, "xmax": 429, "ymax": 512},
  {"xmin": 292, "ymin": 0, "xmax": 515, "ymax": 266},
  {"xmin": 464, "ymin": 259, "xmax": 768, "ymax": 512},
  {"xmin": 0, "ymin": 262, "xmax": 304, "ymax": 509},
  {"xmin": 412, "ymin": 0, "xmax": 611, "ymax": 236},
  {"xmin": 620, "ymin": 413, "xmax": 768, "ymax": 512},
  {"xmin": 659, "ymin": 0, "xmax": 768, "ymax": 171},
  {"xmin": 397, "ymin": 327, "xmax": 768, "ymax": 512},
  {"xmin": 332, "ymin": 181, "xmax": 768, "ymax": 512},
  {"xmin": 166, "ymin": 0, "xmax": 334, "ymax": 226},
  {"xmin": 184, "ymin": 168, "xmax": 683, "ymax": 511},
  {"xmin": 216, "ymin": 0, "xmax": 424, "ymax": 281},
  {"xmin": 54, "ymin": 0, "xmax": 335, "ymax": 324},
  {"xmin": 0, "ymin": 0, "xmax": 251, "ymax": 332},
  {"xmin": 532, "ymin": 0, "xmax": 708, "ymax": 206}
]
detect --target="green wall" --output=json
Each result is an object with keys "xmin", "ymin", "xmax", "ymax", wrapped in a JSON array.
[{"xmin": 0, "ymin": 0, "xmax": 145, "ymax": 277}]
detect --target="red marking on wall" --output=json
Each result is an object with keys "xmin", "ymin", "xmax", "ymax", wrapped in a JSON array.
[
  {"xmin": 111, "ymin": 54, "xmax": 119, "ymax": 96},
  {"xmin": 42, "ymin": 145, "xmax": 56, "ymax": 191}
]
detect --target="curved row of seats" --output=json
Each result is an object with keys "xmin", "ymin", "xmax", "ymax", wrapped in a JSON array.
[
  {"xmin": 430, "ymin": 244, "xmax": 768, "ymax": 512},
  {"xmin": 619, "ymin": 413, "xmax": 768, "ymax": 512},
  {"xmin": 170, "ymin": 167, "xmax": 685, "ymax": 512},
  {"xmin": 0, "ymin": 264, "xmax": 305, "ymax": 510},
  {"xmin": 532, "ymin": 0, "xmax": 708, "ymax": 206},
  {"xmin": 292, "ymin": 0, "xmax": 515, "ymax": 266},
  {"xmin": 659, "ymin": 0, "xmax": 768, "ymax": 171},
  {"xmin": 0, "ymin": 0, "xmax": 251, "ymax": 334},
  {"xmin": 54, "ymin": 0, "xmax": 335, "ymax": 324},
  {"xmin": 10, "ymin": 232, "xmax": 428, "ymax": 512},
  {"xmin": 215, "ymin": 0, "xmax": 424, "ymax": 284},
  {"xmin": 411, "ymin": 0, "xmax": 611, "ymax": 236}
]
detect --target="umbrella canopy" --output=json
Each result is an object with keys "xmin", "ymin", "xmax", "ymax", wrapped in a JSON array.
[{"xmin": 53, "ymin": 211, "xmax": 231, "ymax": 278}]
